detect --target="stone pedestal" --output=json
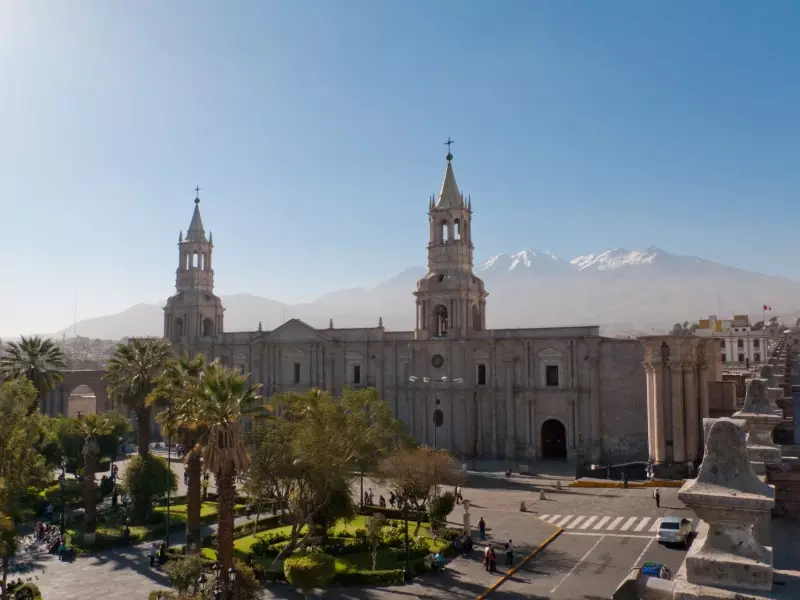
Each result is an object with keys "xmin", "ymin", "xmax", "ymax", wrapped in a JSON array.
[
  {"xmin": 734, "ymin": 379, "xmax": 782, "ymax": 473},
  {"xmin": 678, "ymin": 418, "xmax": 775, "ymax": 592}
]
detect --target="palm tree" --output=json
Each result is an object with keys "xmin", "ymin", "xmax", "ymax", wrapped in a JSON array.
[
  {"xmin": 103, "ymin": 339, "xmax": 173, "ymax": 457},
  {"xmin": 75, "ymin": 414, "xmax": 113, "ymax": 544},
  {"xmin": 196, "ymin": 363, "xmax": 261, "ymax": 575},
  {"xmin": 0, "ymin": 336, "xmax": 66, "ymax": 414},
  {"xmin": 148, "ymin": 354, "xmax": 208, "ymax": 553}
]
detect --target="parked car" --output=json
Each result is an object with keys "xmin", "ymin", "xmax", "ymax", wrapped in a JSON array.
[{"xmin": 656, "ymin": 516, "xmax": 692, "ymax": 547}]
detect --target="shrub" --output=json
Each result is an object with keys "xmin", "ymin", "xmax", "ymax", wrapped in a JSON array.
[
  {"xmin": 12, "ymin": 583, "xmax": 43, "ymax": 599},
  {"xmin": 122, "ymin": 454, "xmax": 177, "ymax": 522},
  {"xmin": 441, "ymin": 528, "xmax": 460, "ymax": 541},
  {"xmin": 284, "ymin": 552, "xmax": 336, "ymax": 595},
  {"xmin": 228, "ymin": 559, "xmax": 262, "ymax": 600},
  {"xmin": 163, "ymin": 554, "xmax": 205, "ymax": 594},
  {"xmin": 334, "ymin": 568, "xmax": 404, "ymax": 586},
  {"xmin": 428, "ymin": 491, "xmax": 455, "ymax": 527}
]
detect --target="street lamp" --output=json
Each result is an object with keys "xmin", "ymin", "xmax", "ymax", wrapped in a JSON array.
[
  {"xmin": 402, "ymin": 500, "xmax": 410, "ymax": 582},
  {"xmin": 59, "ymin": 458, "xmax": 67, "ymax": 529},
  {"xmin": 196, "ymin": 573, "xmax": 207, "ymax": 594},
  {"xmin": 165, "ymin": 407, "xmax": 173, "ymax": 548}
]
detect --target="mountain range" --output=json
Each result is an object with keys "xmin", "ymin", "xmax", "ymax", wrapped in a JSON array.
[{"xmin": 52, "ymin": 247, "xmax": 800, "ymax": 340}]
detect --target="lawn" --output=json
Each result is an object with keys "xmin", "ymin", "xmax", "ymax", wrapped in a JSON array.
[
  {"xmin": 230, "ymin": 516, "xmax": 450, "ymax": 575},
  {"xmin": 153, "ymin": 501, "xmax": 221, "ymax": 520}
]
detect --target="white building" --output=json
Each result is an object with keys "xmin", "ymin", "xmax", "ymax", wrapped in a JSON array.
[{"xmin": 694, "ymin": 314, "xmax": 768, "ymax": 367}]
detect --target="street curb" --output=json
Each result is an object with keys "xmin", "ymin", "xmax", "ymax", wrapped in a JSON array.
[
  {"xmin": 475, "ymin": 526, "xmax": 564, "ymax": 599},
  {"xmin": 569, "ymin": 480, "xmax": 684, "ymax": 489}
]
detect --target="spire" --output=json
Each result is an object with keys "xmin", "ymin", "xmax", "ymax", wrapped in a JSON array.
[
  {"xmin": 186, "ymin": 191, "xmax": 208, "ymax": 243},
  {"xmin": 179, "ymin": 230, "xmax": 183, "ymax": 243},
  {"xmin": 435, "ymin": 149, "xmax": 464, "ymax": 209}
]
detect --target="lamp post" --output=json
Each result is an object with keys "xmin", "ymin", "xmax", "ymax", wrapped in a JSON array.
[
  {"xmin": 165, "ymin": 407, "xmax": 172, "ymax": 548},
  {"xmin": 211, "ymin": 562, "xmax": 236, "ymax": 599},
  {"xmin": 59, "ymin": 458, "xmax": 67, "ymax": 529},
  {"xmin": 403, "ymin": 500, "xmax": 410, "ymax": 582}
]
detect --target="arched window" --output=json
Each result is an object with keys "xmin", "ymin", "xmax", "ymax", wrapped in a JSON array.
[
  {"xmin": 185, "ymin": 253, "xmax": 191, "ymax": 270},
  {"xmin": 440, "ymin": 220, "xmax": 448, "ymax": 243},
  {"xmin": 433, "ymin": 304, "xmax": 448, "ymax": 337},
  {"xmin": 472, "ymin": 304, "xmax": 481, "ymax": 331},
  {"xmin": 174, "ymin": 318, "xmax": 184, "ymax": 337},
  {"xmin": 192, "ymin": 252, "xmax": 198, "ymax": 268},
  {"xmin": 454, "ymin": 219, "xmax": 461, "ymax": 240},
  {"xmin": 203, "ymin": 317, "xmax": 214, "ymax": 337}
]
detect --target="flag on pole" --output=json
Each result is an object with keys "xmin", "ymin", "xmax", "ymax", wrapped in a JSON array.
[{"xmin": 763, "ymin": 305, "xmax": 772, "ymax": 311}]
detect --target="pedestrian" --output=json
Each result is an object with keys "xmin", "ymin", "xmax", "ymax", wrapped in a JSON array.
[
  {"xmin": 483, "ymin": 545, "xmax": 492, "ymax": 571},
  {"xmin": 488, "ymin": 546, "xmax": 497, "ymax": 573},
  {"xmin": 479, "ymin": 517, "xmax": 486, "ymax": 541},
  {"xmin": 389, "ymin": 491, "xmax": 396, "ymax": 508},
  {"xmin": 505, "ymin": 540, "xmax": 514, "ymax": 567},
  {"xmin": 149, "ymin": 542, "xmax": 158, "ymax": 567},
  {"xmin": 653, "ymin": 487, "xmax": 661, "ymax": 508},
  {"xmin": 622, "ymin": 473, "xmax": 628, "ymax": 488},
  {"xmin": 455, "ymin": 486, "xmax": 461, "ymax": 505}
]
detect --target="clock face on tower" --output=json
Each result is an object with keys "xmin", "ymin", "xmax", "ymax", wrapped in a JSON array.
[{"xmin": 432, "ymin": 354, "xmax": 445, "ymax": 369}]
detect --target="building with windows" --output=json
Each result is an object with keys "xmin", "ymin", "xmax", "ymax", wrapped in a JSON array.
[
  {"xmin": 163, "ymin": 151, "xmax": 648, "ymax": 463},
  {"xmin": 694, "ymin": 315, "xmax": 769, "ymax": 367}
]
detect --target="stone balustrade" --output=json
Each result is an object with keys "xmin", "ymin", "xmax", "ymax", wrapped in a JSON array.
[{"xmin": 678, "ymin": 418, "xmax": 775, "ymax": 592}]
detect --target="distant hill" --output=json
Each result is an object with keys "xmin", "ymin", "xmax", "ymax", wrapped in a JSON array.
[{"xmin": 54, "ymin": 246, "xmax": 800, "ymax": 340}]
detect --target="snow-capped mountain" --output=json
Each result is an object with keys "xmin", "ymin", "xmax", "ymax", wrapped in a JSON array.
[
  {"xmin": 478, "ymin": 249, "xmax": 573, "ymax": 275},
  {"xmin": 571, "ymin": 247, "xmax": 662, "ymax": 271},
  {"xmin": 51, "ymin": 246, "xmax": 800, "ymax": 339}
]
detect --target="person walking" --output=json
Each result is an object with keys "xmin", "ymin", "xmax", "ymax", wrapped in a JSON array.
[
  {"xmin": 479, "ymin": 517, "xmax": 486, "ymax": 541},
  {"xmin": 505, "ymin": 540, "xmax": 514, "ymax": 567},
  {"xmin": 653, "ymin": 487, "xmax": 661, "ymax": 508},
  {"xmin": 149, "ymin": 542, "xmax": 158, "ymax": 567}
]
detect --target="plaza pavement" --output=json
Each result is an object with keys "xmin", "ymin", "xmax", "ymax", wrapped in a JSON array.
[{"xmin": 25, "ymin": 458, "xmax": 702, "ymax": 600}]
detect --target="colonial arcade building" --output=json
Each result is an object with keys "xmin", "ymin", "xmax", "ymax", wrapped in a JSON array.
[{"xmin": 163, "ymin": 151, "xmax": 648, "ymax": 463}]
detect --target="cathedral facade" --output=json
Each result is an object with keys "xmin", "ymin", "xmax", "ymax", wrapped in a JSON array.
[{"xmin": 163, "ymin": 153, "xmax": 647, "ymax": 463}]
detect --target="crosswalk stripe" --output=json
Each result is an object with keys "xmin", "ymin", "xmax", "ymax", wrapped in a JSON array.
[
  {"xmin": 566, "ymin": 516, "xmax": 586, "ymax": 529},
  {"xmin": 634, "ymin": 517, "xmax": 651, "ymax": 532},
  {"xmin": 649, "ymin": 519, "xmax": 661, "ymax": 532},
  {"xmin": 540, "ymin": 514, "xmax": 550, "ymax": 521},
  {"xmin": 555, "ymin": 515, "xmax": 573, "ymax": 527},
  {"xmin": 620, "ymin": 517, "xmax": 638, "ymax": 531},
  {"xmin": 607, "ymin": 516, "xmax": 624, "ymax": 531},
  {"xmin": 593, "ymin": 516, "xmax": 611, "ymax": 530},
  {"xmin": 580, "ymin": 516, "xmax": 598, "ymax": 530},
  {"xmin": 546, "ymin": 515, "xmax": 562, "ymax": 524}
]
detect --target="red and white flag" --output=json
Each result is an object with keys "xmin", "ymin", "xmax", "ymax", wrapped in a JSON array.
[{"xmin": 763, "ymin": 305, "xmax": 772, "ymax": 311}]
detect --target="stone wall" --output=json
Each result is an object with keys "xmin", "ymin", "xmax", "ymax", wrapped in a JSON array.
[
  {"xmin": 599, "ymin": 339, "xmax": 648, "ymax": 462},
  {"xmin": 766, "ymin": 460, "xmax": 800, "ymax": 519}
]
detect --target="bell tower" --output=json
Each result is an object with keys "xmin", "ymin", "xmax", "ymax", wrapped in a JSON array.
[
  {"xmin": 414, "ymin": 142, "xmax": 488, "ymax": 339},
  {"xmin": 163, "ymin": 189, "xmax": 225, "ymax": 343}
]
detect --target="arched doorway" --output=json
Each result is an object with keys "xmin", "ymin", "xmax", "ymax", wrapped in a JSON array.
[
  {"xmin": 67, "ymin": 385, "xmax": 98, "ymax": 418},
  {"xmin": 541, "ymin": 419, "xmax": 567, "ymax": 460}
]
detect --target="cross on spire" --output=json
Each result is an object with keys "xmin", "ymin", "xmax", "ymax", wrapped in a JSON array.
[
  {"xmin": 194, "ymin": 186, "xmax": 201, "ymax": 204},
  {"xmin": 444, "ymin": 137, "xmax": 454, "ymax": 161}
]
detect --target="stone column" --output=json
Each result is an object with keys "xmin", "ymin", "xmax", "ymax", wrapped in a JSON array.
[
  {"xmin": 678, "ymin": 418, "xmax": 775, "ymax": 592},
  {"xmin": 505, "ymin": 357, "xmax": 515, "ymax": 459},
  {"xmin": 683, "ymin": 360, "xmax": 699, "ymax": 463},
  {"xmin": 589, "ymin": 351, "xmax": 602, "ymax": 462},
  {"xmin": 670, "ymin": 360, "xmax": 686, "ymax": 464},
  {"xmin": 653, "ymin": 362, "xmax": 667, "ymax": 463},
  {"xmin": 644, "ymin": 364, "xmax": 656, "ymax": 459}
]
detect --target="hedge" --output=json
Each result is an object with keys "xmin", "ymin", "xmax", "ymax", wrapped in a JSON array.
[
  {"xmin": 201, "ymin": 513, "xmax": 284, "ymax": 547},
  {"xmin": 11, "ymin": 583, "xmax": 43, "ymax": 599},
  {"xmin": 359, "ymin": 505, "xmax": 430, "ymax": 523}
]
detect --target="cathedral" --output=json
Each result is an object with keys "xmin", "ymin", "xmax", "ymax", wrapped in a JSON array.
[{"xmin": 163, "ymin": 151, "xmax": 647, "ymax": 463}]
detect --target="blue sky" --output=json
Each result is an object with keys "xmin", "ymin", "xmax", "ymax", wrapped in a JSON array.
[{"xmin": 1, "ymin": 1, "xmax": 799, "ymax": 336}]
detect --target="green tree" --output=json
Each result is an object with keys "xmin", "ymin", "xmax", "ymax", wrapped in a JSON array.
[
  {"xmin": 163, "ymin": 554, "xmax": 205, "ymax": 595},
  {"xmin": 195, "ymin": 363, "xmax": 262, "ymax": 577},
  {"xmin": 364, "ymin": 513, "xmax": 387, "ymax": 570},
  {"xmin": 148, "ymin": 354, "xmax": 208, "ymax": 553},
  {"xmin": 120, "ymin": 454, "xmax": 177, "ymax": 524},
  {"xmin": 0, "ymin": 336, "xmax": 66, "ymax": 414},
  {"xmin": 104, "ymin": 339, "xmax": 174, "ymax": 459},
  {"xmin": 74, "ymin": 414, "xmax": 113, "ymax": 543},
  {"xmin": 379, "ymin": 446, "xmax": 461, "ymax": 535},
  {"xmin": 0, "ymin": 380, "xmax": 50, "ymax": 599}
]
